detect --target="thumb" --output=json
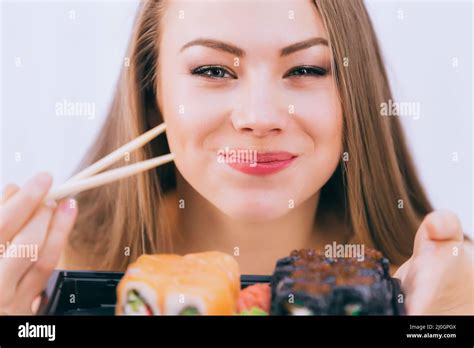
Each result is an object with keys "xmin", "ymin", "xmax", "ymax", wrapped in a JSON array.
[{"xmin": 414, "ymin": 210, "xmax": 463, "ymax": 255}]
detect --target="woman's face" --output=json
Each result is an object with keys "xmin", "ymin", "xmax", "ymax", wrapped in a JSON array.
[{"xmin": 157, "ymin": 0, "xmax": 342, "ymax": 222}]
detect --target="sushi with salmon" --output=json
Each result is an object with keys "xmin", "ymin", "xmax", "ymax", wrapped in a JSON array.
[
  {"xmin": 116, "ymin": 248, "xmax": 405, "ymax": 316},
  {"xmin": 116, "ymin": 251, "xmax": 240, "ymax": 315}
]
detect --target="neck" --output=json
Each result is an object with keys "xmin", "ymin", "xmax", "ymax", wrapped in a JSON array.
[{"xmin": 170, "ymin": 172, "xmax": 344, "ymax": 275}]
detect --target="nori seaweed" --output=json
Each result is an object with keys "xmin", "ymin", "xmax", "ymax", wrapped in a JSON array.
[{"xmin": 270, "ymin": 248, "xmax": 406, "ymax": 315}]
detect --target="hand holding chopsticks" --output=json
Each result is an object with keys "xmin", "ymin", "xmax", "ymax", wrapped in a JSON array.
[{"xmin": 45, "ymin": 122, "xmax": 173, "ymax": 201}]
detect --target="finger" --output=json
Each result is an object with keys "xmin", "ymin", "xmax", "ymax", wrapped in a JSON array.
[
  {"xmin": 425, "ymin": 210, "xmax": 463, "ymax": 242},
  {"xmin": 32, "ymin": 295, "xmax": 42, "ymax": 314},
  {"xmin": 413, "ymin": 210, "xmax": 464, "ymax": 255},
  {"xmin": 0, "ymin": 204, "xmax": 54, "ymax": 292},
  {"xmin": 405, "ymin": 269, "xmax": 436, "ymax": 315},
  {"xmin": 13, "ymin": 198, "xmax": 78, "ymax": 314},
  {"xmin": 0, "ymin": 172, "xmax": 53, "ymax": 245},
  {"xmin": 393, "ymin": 258, "xmax": 411, "ymax": 281},
  {"xmin": 0, "ymin": 183, "xmax": 20, "ymax": 204}
]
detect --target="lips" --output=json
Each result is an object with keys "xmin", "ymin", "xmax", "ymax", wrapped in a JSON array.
[
  {"xmin": 255, "ymin": 152, "xmax": 295, "ymax": 163},
  {"xmin": 225, "ymin": 151, "xmax": 297, "ymax": 176}
]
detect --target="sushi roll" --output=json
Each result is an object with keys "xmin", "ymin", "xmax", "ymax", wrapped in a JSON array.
[
  {"xmin": 116, "ymin": 251, "xmax": 240, "ymax": 315},
  {"xmin": 184, "ymin": 251, "xmax": 241, "ymax": 300},
  {"xmin": 270, "ymin": 248, "xmax": 405, "ymax": 315}
]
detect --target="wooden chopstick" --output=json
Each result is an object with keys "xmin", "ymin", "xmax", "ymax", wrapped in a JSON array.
[
  {"xmin": 45, "ymin": 153, "xmax": 174, "ymax": 201},
  {"xmin": 68, "ymin": 122, "xmax": 167, "ymax": 182},
  {"xmin": 45, "ymin": 122, "xmax": 172, "ymax": 201}
]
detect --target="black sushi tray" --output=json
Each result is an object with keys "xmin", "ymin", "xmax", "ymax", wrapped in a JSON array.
[{"xmin": 37, "ymin": 270, "xmax": 271, "ymax": 315}]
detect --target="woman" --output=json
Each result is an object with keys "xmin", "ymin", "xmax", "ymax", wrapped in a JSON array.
[{"xmin": 0, "ymin": 0, "xmax": 472, "ymax": 315}]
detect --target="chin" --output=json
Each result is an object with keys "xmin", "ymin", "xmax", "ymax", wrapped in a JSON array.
[{"xmin": 214, "ymin": 192, "xmax": 292, "ymax": 223}]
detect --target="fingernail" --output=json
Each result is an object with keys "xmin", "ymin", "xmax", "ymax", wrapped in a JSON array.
[
  {"xmin": 31, "ymin": 295, "xmax": 42, "ymax": 314},
  {"xmin": 60, "ymin": 198, "xmax": 77, "ymax": 213},
  {"xmin": 44, "ymin": 199, "xmax": 58, "ymax": 209}
]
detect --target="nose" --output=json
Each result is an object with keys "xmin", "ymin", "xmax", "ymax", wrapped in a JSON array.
[{"xmin": 231, "ymin": 75, "xmax": 288, "ymax": 137}]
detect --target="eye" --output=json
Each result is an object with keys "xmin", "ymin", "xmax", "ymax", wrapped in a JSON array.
[
  {"xmin": 191, "ymin": 65, "xmax": 237, "ymax": 80},
  {"xmin": 284, "ymin": 65, "xmax": 328, "ymax": 78}
]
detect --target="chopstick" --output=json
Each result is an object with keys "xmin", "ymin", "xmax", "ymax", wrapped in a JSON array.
[
  {"xmin": 69, "ymin": 122, "xmax": 167, "ymax": 182},
  {"xmin": 45, "ymin": 122, "xmax": 173, "ymax": 201}
]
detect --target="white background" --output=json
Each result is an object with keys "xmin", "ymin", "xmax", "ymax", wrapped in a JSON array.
[{"xmin": 1, "ymin": 0, "xmax": 472, "ymax": 237}]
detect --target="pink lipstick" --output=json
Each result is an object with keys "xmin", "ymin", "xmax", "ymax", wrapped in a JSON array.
[{"xmin": 226, "ymin": 151, "xmax": 296, "ymax": 176}]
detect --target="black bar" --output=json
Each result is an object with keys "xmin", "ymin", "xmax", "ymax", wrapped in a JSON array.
[{"xmin": 0, "ymin": 315, "xmax": 472, "ymax": 345}]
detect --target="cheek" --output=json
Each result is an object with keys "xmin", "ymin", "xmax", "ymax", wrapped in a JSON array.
[
  {"xmin": 294, "ymin": 84, "xmax": 343, "ymax": 152},
  {"xmin": 160, "ymin": 75, "xmax": 230, "ymax": 154},
  {"xmin": 159, "ymin": 73, "xmax": 235, "ymax": 186},
  {"xmin": 285, "ymin": 83, "xmax": 343, "ymax": 184}
]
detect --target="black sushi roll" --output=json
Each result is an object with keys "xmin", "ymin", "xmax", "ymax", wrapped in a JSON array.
[{"xmin": 270, "ymin": 248, "xmax": 405, "ymax": 315}]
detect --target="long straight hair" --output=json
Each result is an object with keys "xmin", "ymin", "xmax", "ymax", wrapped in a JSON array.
[{"xmin": 68, "ymin": 0, "xmax": 432, "ymax": 270}]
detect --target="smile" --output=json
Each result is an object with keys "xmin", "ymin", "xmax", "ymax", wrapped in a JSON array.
[{"xmin": 225, "ymin": 151, "xmax": 297, "ymax": 176}]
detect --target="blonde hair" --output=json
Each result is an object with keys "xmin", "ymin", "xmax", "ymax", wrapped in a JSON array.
[{"xmin": 69, "ymin": 0, "xmax": 432, "ymax": 270}]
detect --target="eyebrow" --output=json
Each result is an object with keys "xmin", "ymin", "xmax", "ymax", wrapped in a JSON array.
[
  {"xmin": 180, "ymin": 38, "xmax": 245, "ymax": 57},
  {"xmin": 280, "ymin": 37, "xmax": 328, "ymax": 56},
  {"xmin": 179, "ymin": 37, "xmax": 328, "ymax": 58}
]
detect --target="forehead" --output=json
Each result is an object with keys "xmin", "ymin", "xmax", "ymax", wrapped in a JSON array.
[{"xmin": 161, "ymin": 0, "xmax": 327, "ymax": 51}]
